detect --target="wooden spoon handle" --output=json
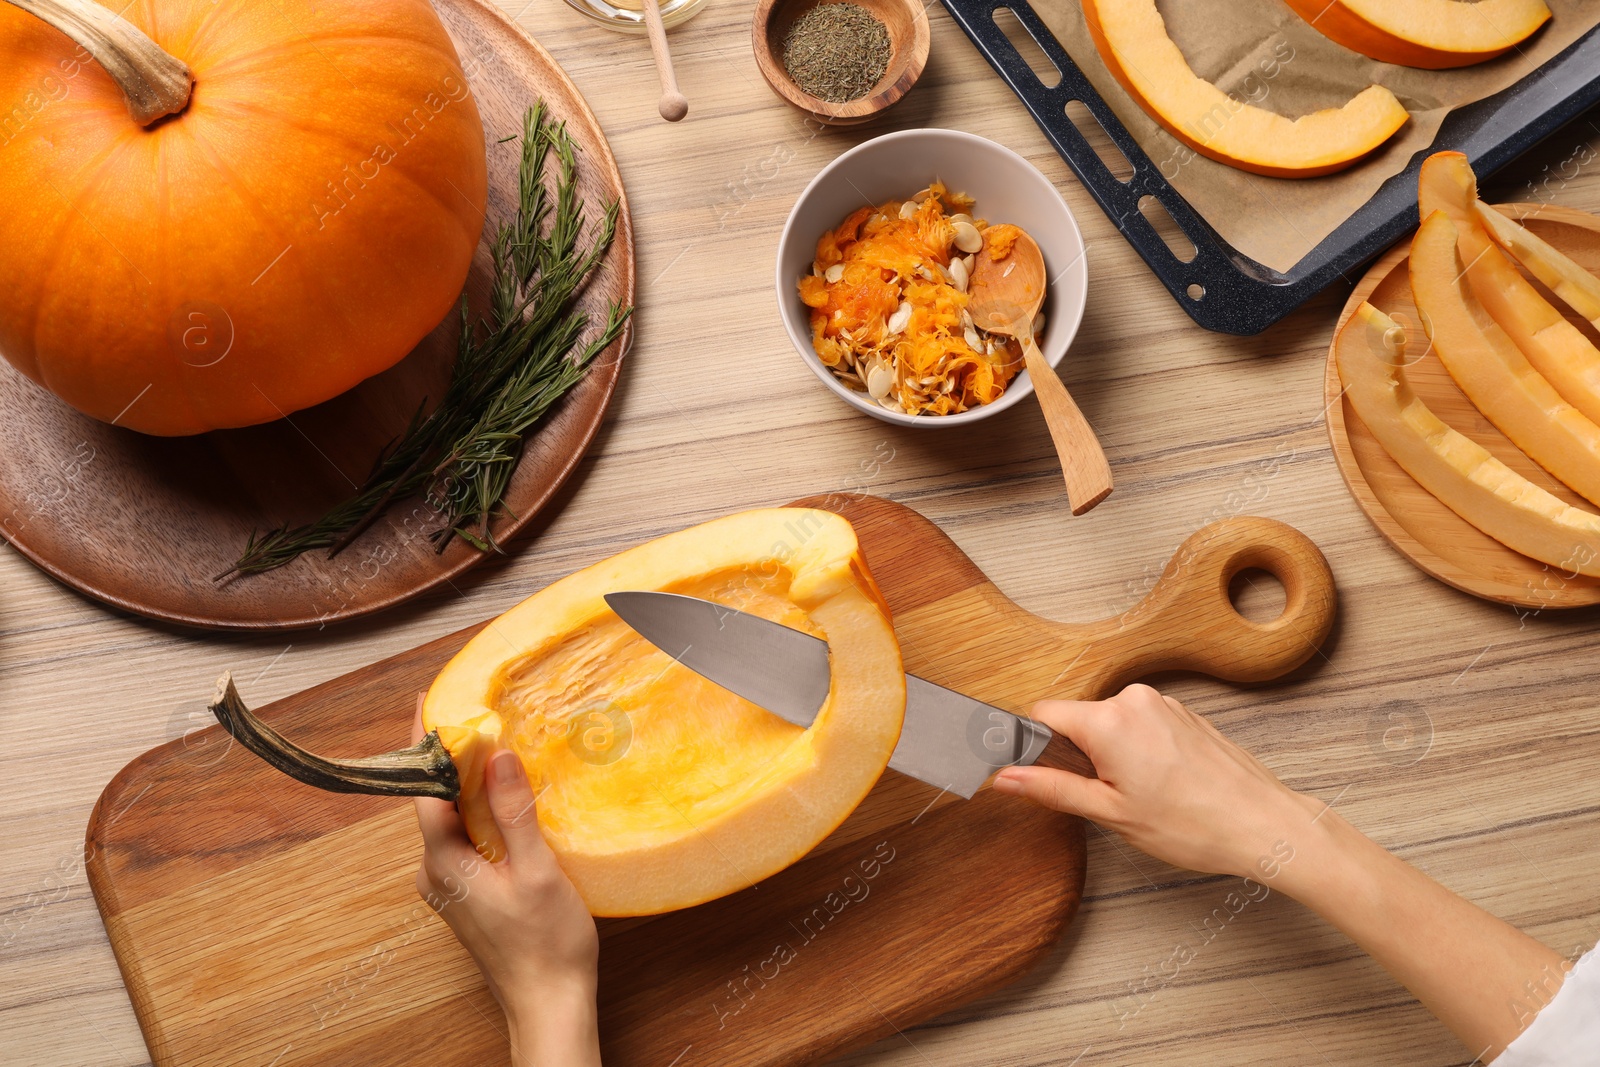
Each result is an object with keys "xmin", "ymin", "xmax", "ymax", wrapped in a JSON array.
[
  {"xmin": 1021, "ymin": 335, "xmax": 1113, "ymax": 515},
  {"xmin": 641, "ymin": 0, "xmax": 688, "ymax": 122}
]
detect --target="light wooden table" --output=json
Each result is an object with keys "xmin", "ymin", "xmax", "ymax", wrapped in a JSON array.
[{"xmin": 4, "ymin": 3, "xmax": 1600, "ymax": 1065}]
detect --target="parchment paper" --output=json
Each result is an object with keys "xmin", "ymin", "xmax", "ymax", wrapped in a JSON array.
[{"xmin": 1032, "ymin": 0, "xmax": 1600, "ymax": 272}]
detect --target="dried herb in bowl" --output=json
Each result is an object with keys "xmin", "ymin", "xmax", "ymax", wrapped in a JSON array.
[{"xmin": 781, "ymin": 3, "xmax": 891, "ymax": 104}]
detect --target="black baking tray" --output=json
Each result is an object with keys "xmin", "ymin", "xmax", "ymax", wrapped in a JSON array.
[{"xmin": 942, "ymin": 0, "xmax": 1600, "ymax": 335}]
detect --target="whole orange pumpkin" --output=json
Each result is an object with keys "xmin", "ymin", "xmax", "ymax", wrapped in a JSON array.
[{"xmin": 0, "ymin": 0, "xmax": 488, "ymax": 436}]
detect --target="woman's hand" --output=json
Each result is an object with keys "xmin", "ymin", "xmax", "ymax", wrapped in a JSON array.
[
  {"xmin": 991, "ymin": 683, "xmax": 1317, "ymax": 880},
  {"xmin": 993, "ymin": 683, "xmax": 1569, "ymax": 1060},
  {"xmin": 413, "ymin": 720, "xmax": 601, "ymax": 1067}
]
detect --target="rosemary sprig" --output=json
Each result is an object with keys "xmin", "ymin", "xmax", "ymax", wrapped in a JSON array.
[{"xmin": 219, "ymin": 103, "xmax": 630, "ymax": 580}]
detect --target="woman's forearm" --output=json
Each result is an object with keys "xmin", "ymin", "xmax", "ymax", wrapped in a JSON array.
[
  {"xmin": 1278, "ymin": 806, "xmax": 1568, "ymax": 1060},
  {"xmin": 505, "ymin": 984, "xmax": 602, "ymax": 1066}
]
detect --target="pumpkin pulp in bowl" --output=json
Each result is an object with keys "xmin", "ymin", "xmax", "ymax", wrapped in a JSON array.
[{"xmin": 212, "ymin": 509, "xmax": 907, "ymax": 916}]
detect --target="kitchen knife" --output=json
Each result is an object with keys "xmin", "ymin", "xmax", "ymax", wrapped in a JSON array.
[{"xmin": 604, "ymin": 591, "xmax": 1095, "ymax": 797}]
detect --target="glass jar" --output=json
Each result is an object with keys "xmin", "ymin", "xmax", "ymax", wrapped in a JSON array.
[{"xmin": 561, "ymin": 0, "xmax": 707, "ymax": 33}]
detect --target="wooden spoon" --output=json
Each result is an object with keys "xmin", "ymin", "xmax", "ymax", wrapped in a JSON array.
[
  {"xmin": 641, "ymin": 0, "xmax": 688, "ymax": 122},
  {"xmin": 967, "ymin": 229, "xmax": 1113, "ymax": 515}
]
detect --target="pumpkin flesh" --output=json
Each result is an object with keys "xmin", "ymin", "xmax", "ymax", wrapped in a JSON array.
[
  {"xmin": 1336, "ymin": 303, "xmax": 1600, "ymax": 576},
  {"xmin": 424, "ymin": 509, "xmax": 906, "ymax": 917},
  {"xmin": 0, "ymin": 0, "xmax": 488, "ymax": 435},
  {"xmin": 1409, "ymin": 210, "xmax": 1600, "ymax": 508},
  {"xmin": 1477, "ymin": 201, "xmax": 1600, "ymax": 332},
  {"xmin": 1417, "ymin": 152, "xmax": 1600, "ymax": 428}
]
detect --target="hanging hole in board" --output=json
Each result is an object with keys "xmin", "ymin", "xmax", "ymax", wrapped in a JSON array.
[
  {"xmin": 1228, "ymin": 568, "xmax": 1286, "ymax": 624},
  {"xmin": 1136, "ymin": 195, "xmax": 1197, "ymax": 264},
  {"xmin": 992, "ymin": 7, "xmax": 1061, "ymax": 88},
  {"xmin": 1187, "ymin": 283, "xmax": 1205, "ymax": 301},
  {"xmin": 1063, "ymin": 100, "xmax": 1134, "ymax": 182}
]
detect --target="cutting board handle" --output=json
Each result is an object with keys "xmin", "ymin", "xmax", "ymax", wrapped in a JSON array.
[{"xmin": 1070, "ymin": 516, "xmax": 1336, "ymax": 695}]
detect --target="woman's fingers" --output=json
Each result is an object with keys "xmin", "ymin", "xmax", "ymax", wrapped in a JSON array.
[
  {"xmin": 1029, "ymin": 698, "xmax": 1111, "ymax": 755},
  {"xmin": 992, "ymin": 765, "xmax": 1113, "ymax": 819},
  {"xmin": 415, "ymin": 794, "xmax": 473, "ymax": 851},
  {"xmin": 485, "ymin": 750, "xmax": 549, "ymax": 862},
  {"xmin": 411, "ymin": 706, "xmax": 474, "ymax": 857}
]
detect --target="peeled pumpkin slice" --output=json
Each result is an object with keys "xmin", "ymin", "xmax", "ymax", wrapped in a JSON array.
[
  {"xmin": 1081, "ymin": 0, "xmax": 1408, "ymax": 177},
  {"xmin": 1282, "ymin": 0, "xmax": 1549, "ymax": 69},
  {"xmin": 1416, "ymin": 152, "xmax": 1600, "ymax": 427},
  {"xmin": 209, "ymin": 509, "xmax": 907, "ymax": 917},
  {"xmin": 1476, "ymin": 201, "xmax": 1600, "ymax": 331},
  {"xmin": 1336, "ymin": 303, "xmax": 1600, "ymax": 576},
  {"xmin": 1410, "ymin": 209, "xmax": 1600, "ymax": 507}
]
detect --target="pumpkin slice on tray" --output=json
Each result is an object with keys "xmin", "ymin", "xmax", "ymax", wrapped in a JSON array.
[
  {"xmin": 1409, "ymin": 209, "xmax": 1600, "ymax": 507},
  {"xmin": 1336, "ymin": 303, "xmax": 1600, "ymax": 576},
  {"xmin": 1281, "ymin": 0, "xmax": 1550, "ymax": 69},
  {"xmin": 1478, "ymin": 201, "xmax": 1600, "ymax": 331},
  {"xmin": 210, "ymin": 508, "xmax": 907, "ymax": 917},
  {"xmin": 1417, "ymin": 152, "xmax": 1600, "ymax": 427},
  {"xmin": 1080, "ymin": 0, "xmax": 1408, "ymax": 177}
]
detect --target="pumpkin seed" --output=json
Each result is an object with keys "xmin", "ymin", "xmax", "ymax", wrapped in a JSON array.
[
  {"xmin": 877, "ymin": 395, "xmax": 904, "ymax": 413},
  {"xmin": 866, "ymin": 361, "xmax": 894, "ymax": 399},
  {"xmin": 825, "ymin": 262, "xmax": 844, "ymax": 284},
  {"xmin": 960, "ymin": 308, "xmax": 974, "ymax": 332},
  {"xmin": 916, "ymin": 264, "xmax": 936, "ymax": 281},
  {"xmin": 963, "ymin": 253, "xmax": 976, "ymax": 273},
  {"xmin": 964, "ymin": 325, "xmax": 983, "ymax": 352},
  {"xmin": 898, "ymin": 200, "xmax": 918, "ymax": 220},
  {"xmin": 948, "ymin": 257, "xmax": 968, "ymax": 292},
  {"xmin": 950, "ymin": 213, "xmax": 973, "ymax": 227},
  {"xmin": 886, "ymin": 300, "xmax": 913, "ymax": 335},
  {"xmin": 952, "ymin": 220, "xmax": 982, "ymax": 254}
]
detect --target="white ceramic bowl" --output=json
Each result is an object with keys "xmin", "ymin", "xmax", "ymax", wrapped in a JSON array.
[{"xmin": 775, "ymin": 128, "xmax": 1089, "ymax": 428}]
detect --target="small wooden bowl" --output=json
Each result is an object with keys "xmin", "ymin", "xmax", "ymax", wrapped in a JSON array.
[{"xmin": 752, "ymin": 0, "xmax": 930, "ymax": 126}]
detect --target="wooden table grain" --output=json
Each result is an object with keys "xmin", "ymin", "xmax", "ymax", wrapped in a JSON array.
[{"xmin": 3, "ymin": 3, "xmax": 1599, "ymax": 1065}]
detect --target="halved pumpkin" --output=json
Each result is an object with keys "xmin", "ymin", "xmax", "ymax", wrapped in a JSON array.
[
  {"xmin": 425, "ymin": 508, "xmax": 904, "ymax": 915},
  {"xmin": 1081, "ymin": 0, "xmax": 1408, "ymax": 177},
  {"xmin": 1282, "ymin": 0, "xmax": 1550, "ymax": 69},
  {"xmin": 209, "ymin": 509, "xmax": 906, "ymax": 917},
  {"xmin": 1336, "ymin": 303, "xmax": 1600, "ymax": 575},
  {"xmin": 1417, "ymin": 152, "xmax": 1600, "ymax": 427},
  {"xmin": 1477, "ymin": 201, "xmax": 1600, "ymax": 331},
  {"xmin": 1410, "ymin": 209, "xmax": 1600, "ymax": 507}
]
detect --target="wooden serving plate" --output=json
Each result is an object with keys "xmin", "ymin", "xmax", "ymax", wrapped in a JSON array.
[
  {"xmin": 1325, "ymin": 202, "xmax": 1600, "ymax": 609},
  {"xmin": 0, "ymin": 0, "xmax": 634, "ymax": 631},
  {"xmin": 85, "ymin": 495, "xmax": 1335, "ymax": 1067}
]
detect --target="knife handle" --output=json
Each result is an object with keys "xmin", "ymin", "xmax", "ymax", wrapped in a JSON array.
[{"xmin": 1025, "ymin": 727, "xmax": 1098, "ymax": 780}]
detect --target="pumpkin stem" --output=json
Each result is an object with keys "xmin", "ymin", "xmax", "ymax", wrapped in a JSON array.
[
  {"xmin": 208, "ymin": 673, "xmax": 461, "ymax": 801},
  {"xmin": 5, "ymin": 0, "xmax": 193, "ymax": 125}
]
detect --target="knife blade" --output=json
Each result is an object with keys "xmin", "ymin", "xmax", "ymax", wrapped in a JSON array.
[{"xmin": 604, "ymin": 591, "xmax": 1088, "ymax": 797}]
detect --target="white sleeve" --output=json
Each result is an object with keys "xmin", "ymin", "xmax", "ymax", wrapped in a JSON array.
[{"xmin": 1494, "ymin": 943, "xmax": 1600, "ymax": 1066}]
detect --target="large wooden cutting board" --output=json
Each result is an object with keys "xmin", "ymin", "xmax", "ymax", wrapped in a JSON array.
[{"xmin": 85, "ymin": 495, "xmax": 1335, "ymax": 1067}]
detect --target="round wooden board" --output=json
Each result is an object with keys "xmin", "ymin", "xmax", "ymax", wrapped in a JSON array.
[
  {"xmin": 0, "ymin": 0, "xmax": 633, "ymax": 632},
  {"xmin": 1325, "ymin": 202, "xmax": 1600, "ymax": 610}
]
